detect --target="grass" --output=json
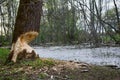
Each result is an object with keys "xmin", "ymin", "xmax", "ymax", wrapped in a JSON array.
[
  {"xmin": 0, "ymin": 48, "xmax": 55, "ymax": 67},
  {"xmin": 0, "ymin": 48, "xmax": 120, "ymax": 80},
  {"xmin": 0, "ymin": 48, "xmax": 55, "ymax": 80},
  {"xmin": 0, "ymin": 48, "xmax": 9, "ymax": 64},
  {"xmin": 21, "ymin": 58, "xmax": 55, "ymax": 68}
]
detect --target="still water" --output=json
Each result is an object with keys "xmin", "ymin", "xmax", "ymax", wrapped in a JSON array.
[{"xmin": 35, "ymin": 46, "xmax": 120, "ymax": 67}]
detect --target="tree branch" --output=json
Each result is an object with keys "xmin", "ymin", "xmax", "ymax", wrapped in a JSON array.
[{"xmin": 0, "ymin": 0, "xmax": 6, "ymax": 5}]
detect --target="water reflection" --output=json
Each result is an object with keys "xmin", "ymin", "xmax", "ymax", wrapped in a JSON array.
[{"xmin": 35, "ymin": 46, "xmax": 120, "ymax": 67}]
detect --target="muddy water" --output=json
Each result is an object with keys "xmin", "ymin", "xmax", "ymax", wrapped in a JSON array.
[{"xmin": 35, "ymin": 46, "xmax": 120, "ymax": 67}]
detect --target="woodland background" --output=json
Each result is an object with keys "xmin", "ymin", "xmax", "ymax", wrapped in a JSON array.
[{"xmin": 0, "ymin": 0, "xmax": 120, "ymax": 47}]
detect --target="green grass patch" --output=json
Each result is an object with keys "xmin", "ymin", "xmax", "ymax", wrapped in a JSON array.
[
  {"xmin": 0, "ymin": 48, "xmax": 10, "ymax": 64},
  {"xmin": 0, "ymin": 48, "xmax": 55, "ymax": 67},
  {"xmin": 21, "ymin": 58, "xmax": 55, "ymax": 68}
]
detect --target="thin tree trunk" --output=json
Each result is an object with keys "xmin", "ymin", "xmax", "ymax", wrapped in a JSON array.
[
  {"xmin": 6, "ymin": 0, "xmax": 43, "ymax": 63},
  {"xmin": 113, "ymin": 0, "xmax": 120, "ymax": 34}
]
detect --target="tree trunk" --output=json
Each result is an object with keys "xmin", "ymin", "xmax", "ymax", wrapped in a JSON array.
[
  {"xmin": 89, "ymin": 0, "xmax": 99, "ymax": 46},
  {"xmin": 6, "ymin": 0, "xmax": 43, "ymax": 63},
  {"xmin": 113, "ymin": 0, "xmax": 120, "ymax": 34}
]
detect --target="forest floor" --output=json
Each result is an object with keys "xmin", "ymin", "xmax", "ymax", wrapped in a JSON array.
[{"xmin": 0, "ymin": 48, "xmax": 120, "ymax": 80}]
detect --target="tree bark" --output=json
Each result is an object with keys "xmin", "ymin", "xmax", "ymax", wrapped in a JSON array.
[{"xmin": 6, "ymin": 0, "xmax": 43, "ymax": 63}]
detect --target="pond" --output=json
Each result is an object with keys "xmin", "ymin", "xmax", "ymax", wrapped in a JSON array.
[{"xmin": 35, "ymin": 46, "xmax": 120, "ymax": 67}]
